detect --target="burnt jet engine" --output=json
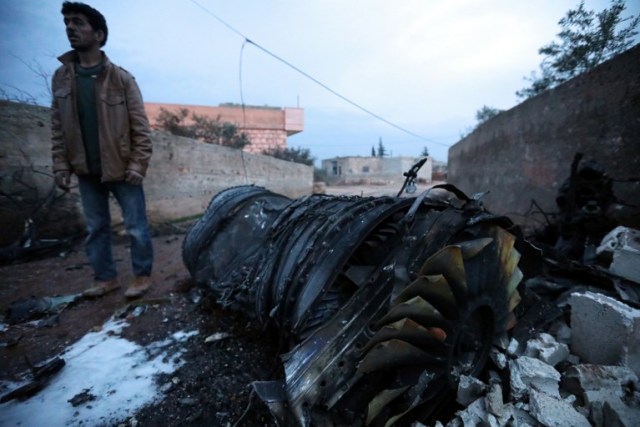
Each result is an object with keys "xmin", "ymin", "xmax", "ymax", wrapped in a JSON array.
[{"xmin": 182, "ymin": 183, "xmax": 526, "ymax": 426}]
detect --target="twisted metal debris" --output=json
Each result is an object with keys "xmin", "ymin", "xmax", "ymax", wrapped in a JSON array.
[{"xmin": 183, "ymin": 181, "xmax": 527, "ymax": 426}]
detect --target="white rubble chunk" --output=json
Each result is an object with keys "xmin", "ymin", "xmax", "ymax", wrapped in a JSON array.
[
  {"xmin": 525, "ymin": 332, "xmax": 570, "ymax": 366},
  {"xmin": 485, "ymin": 382, "xmax": 504, "ymax": 417},
  {"xmin": 569, "ymin": 291, "xmax": 640, "ymax": 375},
  {"xmin": 486, "ymin": 413, "xmax": 500, "ymax": 427},
  {"xmin": 506, "ymin": 338, "xmax": 520, "ymax": 356},
  {"xmin": 548, "ymin": 320, "xmax": 571, "ymax": 345},
  {"xmin": 497, "ymin": 402, "xmax": 537, "ymax": 427},
  {"xmin": 529, "ymin": 389, "xmax": 590, "ymax": 427},
  {"xmin": 509, "ymin": 356, "xmax": 561, "ymax": 400},
  {"xmin": 490, "ymin": 349, "xmax": 508, "ymax": 369},
  {"xmin": 597, "ymin": 226, "xmax": 640, "ymax": 283},
  {"xmin": 454, "ymin": 397, "xmax": 488, "ymax": 427},
  {"xmin": 456, "ymin": 375, "xmax": 486, "ymax": 406}
]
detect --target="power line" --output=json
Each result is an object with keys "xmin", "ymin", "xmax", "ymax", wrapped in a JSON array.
[{"xmin": 189, "ymin": 0, "xmax": 451, "ymax": 147}]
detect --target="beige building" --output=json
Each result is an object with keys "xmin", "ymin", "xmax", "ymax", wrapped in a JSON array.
[
  {"xmin": 321, "ymin": 156, "xmax": 432, "ymax": 185},
  {"xmin": 145, "ymin": 102, "xmax": 304, "ymax": 154}
]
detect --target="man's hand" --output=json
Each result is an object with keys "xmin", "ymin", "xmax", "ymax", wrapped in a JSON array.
[
  {"xmin": 125, "ymin": 170, "xmax": 144, "ymax": 186},
  {"xmin": 54, "ymin": 170, "xmax": 71, "ymax": 191}
]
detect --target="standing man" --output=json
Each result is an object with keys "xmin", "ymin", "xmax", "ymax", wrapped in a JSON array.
[{"xmin": 51, "ymin": 2, "xmax": 153, "ymax": 299}]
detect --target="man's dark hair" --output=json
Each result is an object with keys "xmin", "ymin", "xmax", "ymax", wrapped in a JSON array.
[{"xmin": 61, "ymin": 2, "xmax": 108, "ymax": 47}]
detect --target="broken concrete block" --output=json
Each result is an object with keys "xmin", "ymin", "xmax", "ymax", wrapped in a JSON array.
[
  {"xmin": 509, "ymin": 356, "xmax": 561, "ymax": 400},
  {"xmin": 506, "ymin": 338, "xmax": 520, "ymax": 356},
  {"xmin": 486, "ymin": 413, "xmax": 501, "ymax": 427},
  {"xmin": 562, "ymin": 364, "xmax": 638, "ymax": 397},
  {"xmin": 525, "ymin": 332, "xmax": 570, "ymax": 366},
  {"xmin": 529, "ymin": 389, "xmax": 590, "ymax": 427},
  {"xmin": 490, "ymin": 349, "xmax": 507, "ymax": 369},
  {"xmin": 562, "ymin": 364, "xmax": 639, "ymax": 426},
  {"xmin": 497, "ymin": 402, "xmax": 538, "ymax": 427},
  {"xmin": 603, "ymin": 398, "xmax": 640, "ymax": 427},
  {"xmin": 569, "ymin": 291, "xmax": 640, "ymax": 375},
  {"xmin": 597, "ymin": 226, "xmax": 640, "ymax": 283},
  {"xmin": 456, "ymin": 375, "xmax": 486, "ymax": 406},
  {"xmin": 548, "ymin": 320, "xmax": 572, "ymax": 345},
  {"xmin": 454, "ymin": 397, "xmax": 488, "ymax": 427}
]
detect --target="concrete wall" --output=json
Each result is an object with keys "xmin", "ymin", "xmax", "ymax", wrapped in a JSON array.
[
  {"xmin": 145, "ymin": 131, "xmax": 313, "ymax": 223},
  {"xmin": 0, "ymin": 101, "xmax": 313, "ymax": 245},
  {"xmin": 448, "ymin": 45, "xmax": 640, "ymax": 227}
]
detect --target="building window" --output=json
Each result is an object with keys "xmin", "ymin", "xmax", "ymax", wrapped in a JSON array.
[{"xmin": 362, "ymin": 166, "xmax": 370, "ymax": 173}]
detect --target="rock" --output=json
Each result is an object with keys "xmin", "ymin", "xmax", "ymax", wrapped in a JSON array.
[
  {"xmin": 525, "ymin": 332, "xmax": 570, "ymax": 366},
  {"xmin": 569, "ymin": 292, "xmax": 640, "ymax": 375},
  {"xmin": 529, "ymin": 389, "xmax": 590, "ymax": 427},
  {"xmin": 509, "ymin": 356, "xmax": 561, "ymax": 400},
  {"xmin": 456, "ymin": 375, "xmax": 486, "ymax": 406}
]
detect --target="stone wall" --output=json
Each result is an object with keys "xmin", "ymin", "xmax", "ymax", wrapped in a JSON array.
[
  {"xmin": 448, "ymin": 45, "xmax": 640, "ymax": 228},
  {"xmin": 0, "ymin": 101, "xmax": 313, "ymax": 245}
]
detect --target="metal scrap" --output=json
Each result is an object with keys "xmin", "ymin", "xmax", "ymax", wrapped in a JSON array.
[{"xmin": 183, "ymin": 179, "xmax": 534, "ymax": 425}]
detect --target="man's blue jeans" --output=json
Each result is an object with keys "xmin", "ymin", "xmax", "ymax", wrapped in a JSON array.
[{"xmin": 78, "ymin": 175, "xmax": 153, "ymax": 281}]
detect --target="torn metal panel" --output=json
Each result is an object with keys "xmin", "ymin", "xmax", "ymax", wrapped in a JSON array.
[{"xmin": 183, "ymin": 182, "xmax": 532, "ymax": 425}]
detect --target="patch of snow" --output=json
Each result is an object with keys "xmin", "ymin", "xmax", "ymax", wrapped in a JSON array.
[{"xmin": 0, "ymin": 319, "xmax": 198, "ymax": 426}]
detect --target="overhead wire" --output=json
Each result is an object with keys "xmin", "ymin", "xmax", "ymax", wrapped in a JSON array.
[{"xmin": 189, "ymin": 0, "xmax": 451, "ymax": 148}]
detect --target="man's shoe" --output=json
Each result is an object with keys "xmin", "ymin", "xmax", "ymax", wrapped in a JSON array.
[
  {"xmin": 83, "ymin": 279, "xmax": 120, "ymax": 298},
  {"xmin": 125, "ymin": 276, "xmax": 152, "ymax": 299}
]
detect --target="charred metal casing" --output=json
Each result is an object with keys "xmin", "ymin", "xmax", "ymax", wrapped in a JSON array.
[{"xmin": 183, "ymin": 184, "xmax": 526, "ymax": 426}]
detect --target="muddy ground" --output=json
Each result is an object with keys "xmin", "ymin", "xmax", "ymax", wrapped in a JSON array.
[{"xmin": 0, "ymin": 230, "xmax": 286, "ymax": 426}]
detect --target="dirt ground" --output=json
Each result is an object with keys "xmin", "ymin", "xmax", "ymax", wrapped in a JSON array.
[{"xmin": 0, "ymin": 229, "xmax": 287, "ymax": 426}]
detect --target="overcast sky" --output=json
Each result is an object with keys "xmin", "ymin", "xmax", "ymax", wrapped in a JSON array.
[{"xmin": 1, "ymin": 0, "xmax": 638, "ymax": 163}]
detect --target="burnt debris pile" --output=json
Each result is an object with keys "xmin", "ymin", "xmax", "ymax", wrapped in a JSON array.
[{"xmin": 183, "ymin": 184, "xmax": 529, "ymax": 425}]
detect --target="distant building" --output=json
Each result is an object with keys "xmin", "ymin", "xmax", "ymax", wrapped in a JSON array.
[
  {"xmin": 144, "ymin": 102, "xmax": 303, "ymax": 154},
  {"xmin": 321, "ymin": 156, "xmax": 432, "ymax": 185}
]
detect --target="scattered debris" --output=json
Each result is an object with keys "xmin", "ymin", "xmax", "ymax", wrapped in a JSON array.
[
  {"xmin": 204, "ymin": 332, "xmax": 232, "ymax": 343},
  {"xmin": 0, "ymin": 357, "xmax": 65, "ymax": 403},
  {"xmin": 68, "ymin": 388, "xmax": 96, "ymax": 407},
  {"xmin": 5, "ymin": 294, "xmax": 81, "ymax": 325}
]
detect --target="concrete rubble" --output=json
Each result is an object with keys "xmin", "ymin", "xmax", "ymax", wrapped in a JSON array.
[
  {"xmin": 443, "ymin": 290, "xmax": 640, "ymax": 427},
  {"xmin": 439, "ymin": 223, "xmax": 640, "ymax": 426}
]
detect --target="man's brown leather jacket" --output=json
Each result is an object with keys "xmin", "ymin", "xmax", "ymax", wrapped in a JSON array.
[{"xmin": 51, "ymin": 51, "xmax": 152, "ymax": 181}]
